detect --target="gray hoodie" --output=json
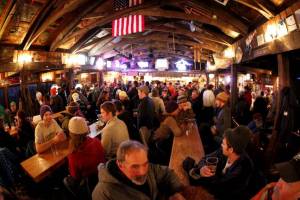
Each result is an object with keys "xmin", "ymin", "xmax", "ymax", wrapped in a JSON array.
[{"xmin": 92, "ymin": 160, "xmax": 183, "ymax": 200}]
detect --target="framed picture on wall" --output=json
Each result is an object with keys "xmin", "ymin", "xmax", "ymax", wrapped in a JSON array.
[
  {"xmin": 295, "ymin": 9, "xmax": 300, "ymax": 28},
  {"xmin": 286, "ymin": 15, "xmax": 297, "ymax": 32}
]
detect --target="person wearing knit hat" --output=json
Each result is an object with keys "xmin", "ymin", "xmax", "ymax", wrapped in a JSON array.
[
  {"xmin": 40, "ymin": 105, "xmax": 52, "ymax": 119},
  {"xmin": 50, "ymin": 87, "xmax": 57, "ymax": 96},
  {"xmin": 251, "ymin": 151, "xmax": 300, "ymax": 200},
  {"xmin": 72, "ymin": 92, "xmax": 80, "ymax": 102},
  {"xmin": 223, "ymin": 126, "xmax": 251, "ymax": 154},
  {"xmin": 165, "ymin": 101, "xmax": 179, "ymax": 114},
  {"xmin": 185, "ymin": 126, "xmax": 254, "ymax": 200},
  {"xmin": 65, "ymin": 117, "xmax": 105, "ymax": 192},
  {"xmin": 216, "ymin": 92, "xmax": 229, "ymax": 104},
  {"xmin": 35, "ymin": 105, "xmax": 66, "ymax": 154},
  {"xmin": 176, "ymin": 94, "xmax": 195, "ymax": 122},
  {"xmin": 153, "ymin": 100, "xmax": 182, "ymax": 163},
  {"xmin": 177, "ymin": 95, "xmax": 188, "ymax": 104},
  {"xmin": 60, "ymin": 102, "xmax": 83, "ymax": 134},
  {"xmin": 211, "ymin": 91, "xmax": 231, "ymax": 143}
]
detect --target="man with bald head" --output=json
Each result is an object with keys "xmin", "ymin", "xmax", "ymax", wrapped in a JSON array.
[{"xmin": 92, "ymin": 140, "xmax": 185, "ymax": 200}]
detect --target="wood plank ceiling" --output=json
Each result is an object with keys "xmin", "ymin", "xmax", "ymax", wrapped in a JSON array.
[{"xmin": 0, "ymin": 0, "xmax": 297, "ymax": 66}]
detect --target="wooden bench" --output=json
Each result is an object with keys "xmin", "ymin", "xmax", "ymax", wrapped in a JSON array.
[
  {"xmin": 21, "ymin": 140, "xmax": 72, "ymax": 183},
  {"xmin": 169, "ymin": 122, "xmax": 214, "ymax": 200}
]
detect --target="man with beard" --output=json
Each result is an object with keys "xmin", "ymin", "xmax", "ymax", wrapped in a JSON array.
[{"xmin": 92, "ymin": 140, "xmax": 185, "ymax": 200}]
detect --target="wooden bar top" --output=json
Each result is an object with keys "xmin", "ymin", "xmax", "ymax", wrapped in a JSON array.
[
  {"xmin": 21, "ymin": 140, "xmax": 72, "ymax": 182},
  {"xmin": 169, "ymin": 122, "xmax": 214, "ymax": 200},
  {"xmin": 169, "ymin": 122, "xmax": 205, "ymax": 185}
]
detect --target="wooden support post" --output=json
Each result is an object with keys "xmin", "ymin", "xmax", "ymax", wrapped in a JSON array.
[
  {"xmin": 277, "ymin": 54, "xmax": 290, "ymax": 90},
  {"xmin": 273, "ymin": 53, "xmax": 291, "ymax": 127},
  {"xmin": 230, "ymin": 64, "xmax": 238, "ymax": 113},
  {"xmin": 205, "ymin": 72, "xmax": 209, "ymax": 86},
  {"xmin": 64, "ymin": 68, "xmax": 74, "ymax": 94},
  {"xmin": 98, "ymin": 71, "xmax": 104, "ymax": 86},
  {"xmin": 215, "ymin": 71, "xmax": 218, "ymax": 88}
]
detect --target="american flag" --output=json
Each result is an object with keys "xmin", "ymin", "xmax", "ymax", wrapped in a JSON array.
[
  {"xmin": 113, "ymin": 0, "xmax": 143, "ymax": 11},
  {"xmin": 112, "ymin": 15, "xmax": 144, "ymax": 37}
]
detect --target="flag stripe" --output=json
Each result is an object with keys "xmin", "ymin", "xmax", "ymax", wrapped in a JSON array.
[
  {"xmin": 133, "ymin": 15, "xmax": 137, "ymax": 33},
  {"xmin": 128, "ymin": 15, "xmax": 132, "ymax": 34},
  {"xmin": 114, "ymin": 0, "xmax": 143, "ymax": 10},
  {"xmin": 112, "ymin": 14, "xmax": 145, "ymax": 36},
  {"xmin": 138, "ymin": 15, "xmax": 142, "ymax": 32},
  {"xmin": 123, "ymin": 17, "xmax": 127, "ymax": 35}
]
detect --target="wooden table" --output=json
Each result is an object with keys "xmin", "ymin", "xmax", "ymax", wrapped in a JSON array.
[
  {"xmin": 169, "ymin": 122, "xmax": 214, "ymax": 200},
  {"xmin": 21, "ymin": 140, "xmax": 72, "ymax": 182}
]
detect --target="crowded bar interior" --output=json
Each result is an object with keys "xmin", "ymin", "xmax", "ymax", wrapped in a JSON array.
[{"xmin": 0, "ymin": 0, "xmax": 300, "ymax": 199}]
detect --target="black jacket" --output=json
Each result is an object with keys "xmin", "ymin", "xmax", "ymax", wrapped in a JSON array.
[
  {"xmin": 189, "ymin": 149, "xmax": 254, "ymax": 200},
  {"xmin": 137, "ymin": 96, "xmax": 155, "ymax": 130}
]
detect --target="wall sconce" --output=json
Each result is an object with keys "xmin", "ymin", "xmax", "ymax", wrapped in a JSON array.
[
  {"xmin": 206, "ymin": 61, "xmax": 216, "ymax": 71},
  {"xmin": 265, "ymin": 23, "xmax": 277, "ymax": 42},
  {"xmin": 41, "ymin": 72, "xmax": 54, "ymax": 82},
  {"xmin": 95, "ymin": 58, "xmax": 105, "ymax": 70},
  {"xmin": 62, "ymin": 53, "xmax": 87, "ymax": 67},
  {"xmin": 223, "ymin": 47, "xmax": 235, "ymax": 59},
  {"xmin": 17, "ymin": 52, "xmax": 32, "ymax": 64}
]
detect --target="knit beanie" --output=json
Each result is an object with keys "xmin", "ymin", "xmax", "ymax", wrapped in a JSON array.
[
  {"xmin": 72, "ymin": 92, "xmax": 80, "ymax": 102},
  {"xmin": 177, "ymin": 95, "xmax": 188, "ymax": 104},
  {"xmin": 166, "ymin": 101, "xmax": 179, "ymax": 114},
  {"xmin": 118, "ymin": 91, "xmax": 128, "ymax": 99},
  {"xmin": 67, "ymin": 102, "xmax": 79, "ymax": 114},
  {"xmin": 50, "ymin": 87, "xmax": 57, "ymax": 96},
  {"xmin": 216, "ymin": 92, "xmax": 229, "ymax": 103},
  {"xmin": 224, "ymin": 126, "xmax": 252, "ymax": 154},
  {"xmin": 68, "ymin": 117, "xmax": 89, "ymax": 135},
  {"xmin": 40, "ymin": 105, "xmax": 52, "ymax": 119}
]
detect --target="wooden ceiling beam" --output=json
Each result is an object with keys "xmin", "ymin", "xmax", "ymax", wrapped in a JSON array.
[
  {"xmin": 50, "ymin": 0, "xmax": 105, "ymax": 51},
  {"xmin": 0, "ymin": 1, "xmax": 16, "ymax": 40},
  {"xmin": 233, "ymin": 0, "xmax": 274, "ymax": 19},
  {"xmin": 21, "ymin": 0, "xmax": 56, "ymax": 50},
  {"xmin": 59, "ymin": 1, "xmax": 160, "ymax": 50},
  {"xmin": 131, "ymin": 7, "xmax": 247, "ymax": 36},
  {"xmin": 183, "ymin": 0, "xmax": 248, "ymax": 35},
  {"xmin": 102, "ymin": 49, "xmax": 203, "ymax": 61},
  {"xmin": 92, "ymin": 32, "xmax": 224, "ymax": 56},
  {"xmin": 88, "ymin": 36, "xmax": 116, "ymax": 56},
  {"xmin": 24, "ymin": 0, "xmax": 90, "ymax": 50},
  {"xmin": 146, "ymin": 24, "xmax": 232, "ymax": 46},
  {"xmin": 70, "ymin": 27, "xmax": 101, "ymax": 53},
  {"xmin": 126, "ymin": 42, "xmax": 199, "ymax": 53},
  {"xmin": 81, "ymin": 35, "xmax": 111, "ymax": 49}
]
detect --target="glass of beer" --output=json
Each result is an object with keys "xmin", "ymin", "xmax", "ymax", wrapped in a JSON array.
[{"xmin": 205, "ymin": 157, "xmax": 218, "ymax": 175}]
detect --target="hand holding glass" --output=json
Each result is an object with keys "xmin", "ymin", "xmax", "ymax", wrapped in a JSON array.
[{"xmin": 205, "ymin": 157, "xmax": 218, "ymax": 175}]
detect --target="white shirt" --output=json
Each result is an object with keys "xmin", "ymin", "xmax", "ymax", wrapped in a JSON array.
[{"xmin": 203, "ymin": 90, "xmax": 215, "ymax": 107}]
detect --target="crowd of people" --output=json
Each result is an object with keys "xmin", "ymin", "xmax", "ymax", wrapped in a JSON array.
[{"xmin": 0, "ymin": 79, "xmax": 299, "ymax": 200}]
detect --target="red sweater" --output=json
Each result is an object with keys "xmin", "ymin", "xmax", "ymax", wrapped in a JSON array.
[{"xmin": 68, "ymin": 137, "xmax": 105, "ymax": 180}]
